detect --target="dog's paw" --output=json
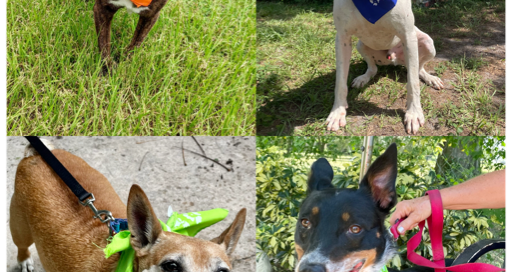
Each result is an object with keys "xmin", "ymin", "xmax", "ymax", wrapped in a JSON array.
[
  {"xmin": 404, "ymin": 109, "xmax": 425, "ymax": 134},
  {"xmin": 351, "ymin": 75, "xmax": 370, "ymax": 88},
  {"xmin": 424, "ymin": 75, "xmax": 444, "ymax": 90},
  {"xmin": 19, "ymin": 257, "xmax": 34, "ymax": 272},
  {"xmin": 326, "ymin": 106, "xmax": 347, "ymax": 131}
]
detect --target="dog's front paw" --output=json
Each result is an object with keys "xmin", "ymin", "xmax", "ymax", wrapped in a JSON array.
[
  {"xmin": 351, "ymin": 74, "xmax": 370, "ymax": 88},
  {"xmin": 326, "ymin": 106, "xmax": 347, "ymax": 131},
  {"xmin": 19, "ymin": 257, "xmax": 34, "ymax": 272},
  {"xmin": 424, "ymin": 75, "xmax": 444, "ymax": 90},
  {"xmin": 404, "ymin": 108, "xmax": 425, "ymax": 134}
]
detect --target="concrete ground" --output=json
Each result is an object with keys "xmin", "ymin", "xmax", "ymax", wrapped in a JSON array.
[{"xmin": 6, "ymin": 136, "xmax": 256, "ymax": 272}]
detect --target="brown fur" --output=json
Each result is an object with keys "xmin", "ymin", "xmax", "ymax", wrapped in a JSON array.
[
  {"xmin": 93, "ymin": 0, "xmax": 169, "ymax": 71},
  {"xmin": 312, "ymin": 207, "xmax": 319, "ymax": 215},
  {"xmin": 295, "ymin": 244, "xmax": 304, "ymax": 261},
  {"xmin": 342, "ymin": 212, "xmax": 350, "ymax": 221},
  {"xmin": 332, "ymin": 249, "xmax": 377, "ymax": 270},
  {"xmin": 10, "ymin": 150, "xmax": 124, "ymax": 271}
]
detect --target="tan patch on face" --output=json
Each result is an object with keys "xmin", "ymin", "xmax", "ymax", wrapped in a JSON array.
[
  {"xmin": 137, "ymin": 232, "xmax": 232, "ymax": 272},
  {"xmin": 342, "ymin": 212, "xmax": 350, "ymax": 221},
  {"xmin": 295, "ymin": 243, "xmax": 304, "ymax": 261},
  {"xmin": 312, "ymin": 207, "xmax": 319, "ymax": 215},
  {"xmin": 376, "ymin": 232, "xmax": 381, "ymax": 238},
  {"xmin": 333, "ymin": 249, "xmax": 377, "ymax": 270}
]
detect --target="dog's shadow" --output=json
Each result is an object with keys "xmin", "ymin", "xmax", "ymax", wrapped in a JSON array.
[{"xmin": 257, "ymin": 61, "xmax": 409, "ymax": 135}]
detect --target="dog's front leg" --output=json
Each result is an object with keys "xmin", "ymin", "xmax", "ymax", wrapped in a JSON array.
[
  {"xmin": 94, "ymin": 1, "xmax": 118, "ymax": 68},
  {"xmin": 126, "ymin": 12, "xmax": 161, "ymax": 52},
  {"xmin": 398, "ymin": 27, "xmax": 424, "ymax": 134},
  {"xmin": 326, "ymin": 33, "xmax": 351, "ymax": 131}
]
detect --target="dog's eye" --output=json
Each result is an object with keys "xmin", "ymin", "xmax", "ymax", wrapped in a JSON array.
[
  {"xmin": 301, "ymin": 219, "xmax": 311, "ymax": 229},
  {"xmin": 349, "ymin": 224, "xmax": 361, "ymax": 234},
  {"xmin": 217, "ymin": 269, "xmax": 230, "ymax": 272},
  {"xmin": 161, "ymin": 261, "xmax": 182, "ymax": 272}
]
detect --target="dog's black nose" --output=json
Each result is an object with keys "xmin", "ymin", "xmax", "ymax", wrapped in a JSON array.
[{"xmin": 299, "ymin": 263, "xmax": 326, "ymax": 272}]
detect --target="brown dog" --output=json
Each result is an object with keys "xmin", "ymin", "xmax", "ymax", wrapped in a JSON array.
[
  {"xmin": 10, "ymin": 140, "xmax": 246, "ymax": 272},
  {"xmin": 94, "ymin": 0, "xmax": 168, "ymax": 69}
]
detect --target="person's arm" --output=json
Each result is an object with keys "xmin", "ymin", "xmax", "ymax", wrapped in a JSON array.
[{"xmin": 389, "ymin": 169, "xmax": 505, "ymax": 235}]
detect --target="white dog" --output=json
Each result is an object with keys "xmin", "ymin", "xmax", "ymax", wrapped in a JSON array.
[{"xmin": 326, "ymin": 0, "xmax": 443, "ymax": 134}]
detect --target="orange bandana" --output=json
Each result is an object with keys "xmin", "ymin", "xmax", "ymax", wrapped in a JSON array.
[{"xmin": 130, "ymin": 0, "xmax": 151, "ymax": 7}]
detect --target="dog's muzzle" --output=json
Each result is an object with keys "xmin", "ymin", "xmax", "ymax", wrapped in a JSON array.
[{"xmin": 299, "ymin": 263, "xmax": 326, "ymax": 272}]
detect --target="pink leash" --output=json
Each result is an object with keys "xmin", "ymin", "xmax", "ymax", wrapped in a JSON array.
[{"xmin": 391, "ymin": 190, "xmax": 505, "ymax": 272}]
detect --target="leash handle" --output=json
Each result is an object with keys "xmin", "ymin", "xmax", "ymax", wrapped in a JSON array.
[
  {"xmin": 406, "ymin": 189, "xmax": 505, "ymax": 272},
  {"xmin": 390, "ymin": 218, "xmax": 404, "ymax": 240},
  {"xmin": 425, "ymin": 190, "xmax": 445, "ymax": 271}
]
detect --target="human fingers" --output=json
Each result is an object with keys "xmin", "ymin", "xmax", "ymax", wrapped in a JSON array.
[{"xmin": 396, "ymin": 196, "xmax": 432, "ymax": 234}]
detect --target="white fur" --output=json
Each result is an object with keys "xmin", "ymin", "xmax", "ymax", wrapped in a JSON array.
[
  {"xmin": 18, "ymin": 257, "xmax": 34, "ymax": 272},
  {"xmin": 142, "ymin": 265, "xmax": 160, "ymax": 272},
  {"xmin": 109, "ymin": 0, "xmax": 149, "ymax": 14},
  {"xmin": 24, "ymin": 139, "xmax": 55, "ymax": 158},
  {"xmin": 327, "ymin": 0, "xmax": 443, "ymax": 134}
]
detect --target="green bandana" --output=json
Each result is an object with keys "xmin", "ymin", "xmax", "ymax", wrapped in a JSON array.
[
  {"xmin": 381, "ymin": 266, "xmax": 388, "ymax": 272},
  {"xmin": 104, "ymin": 208, "xmax": 229, "ymax": 272}
]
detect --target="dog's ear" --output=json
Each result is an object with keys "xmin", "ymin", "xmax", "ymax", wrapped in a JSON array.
[
  {"xmin": 127, "ymin": 184, "xmax": 163, "ymax": 256},
  {"xmin": 211, "ymin": 208, "xmax": 246, "ymax": 257},
  {"xmin": 307, "ymin": 158, "xmax": 334, "ymax": 193},
  {"xmin": 360, "ymin": 143, "xmax": 398, "ymax": 212}
]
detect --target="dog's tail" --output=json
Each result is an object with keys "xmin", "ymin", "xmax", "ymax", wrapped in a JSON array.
[{"xmin": 24, "ymin": 138, "xmax": 55, "ymax": 158}]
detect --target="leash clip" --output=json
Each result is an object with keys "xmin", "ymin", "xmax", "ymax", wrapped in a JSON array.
[{"xmin": 80, "ymin": 194, "xmax": 115, "ymax": 224}]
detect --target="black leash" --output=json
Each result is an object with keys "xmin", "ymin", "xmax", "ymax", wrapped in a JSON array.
[
  {"xmin": 25, "ymin": 136, "xmax": 91, "ymax": 201},
  {"xmin": 24, "ymin": 136, "xmax": 115, "ymax": 225}
]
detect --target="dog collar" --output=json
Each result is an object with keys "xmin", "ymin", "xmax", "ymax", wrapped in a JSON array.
[
  {"xmin": 130, "ymin": 0, "xmax": 152, "ymax": 7},
  {"xmin": 352, "ymin": 0, "xmax": 397, "ymax": 24},
  {"xmin": 104, "ymin": 208, "xmax": 229, "ymax": 272},
  {"xmin": 380, "ymin": 266, "xmax": 388, "ymax": 272}
]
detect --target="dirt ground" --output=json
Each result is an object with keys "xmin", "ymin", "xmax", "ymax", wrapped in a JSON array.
[{"xmin": 6, "ymin": 137, "xmax": 256, "ymax": 271}]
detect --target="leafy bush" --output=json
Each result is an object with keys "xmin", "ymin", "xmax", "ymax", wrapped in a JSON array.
[{"xmin": 257, "ymin": 136, "xmax": 505, "ymax": 271}]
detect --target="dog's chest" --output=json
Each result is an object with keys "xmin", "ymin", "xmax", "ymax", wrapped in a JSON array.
[
  {"xmin": 334, "ymin": 0, "xmax": 403, "ymax": 50},
  {"xmin": 109, "ymin": 0, "xmax": 149, "ymax": 14}
]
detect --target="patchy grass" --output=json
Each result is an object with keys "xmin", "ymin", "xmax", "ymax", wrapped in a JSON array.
[
  {"xmin": 257, "ymin": 0, "xmax": 505, "ymax": 136},
  {"xmin": 8, "ymin": 0, "xmax": 255, "ymax": 135}
]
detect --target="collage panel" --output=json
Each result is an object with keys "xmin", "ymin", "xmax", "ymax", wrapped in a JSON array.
[
  {"xmin": 257, "ymin": 0, "xmax": 505, "ymax": 136},
  {"xmin": 256, "ymin": 136, "xmax": 505, "ymax": 271},
  {"xmin": 7, "ymin": 0, "xmax": 256, "ymax": 136},
  {"xmin": 6, "ymin": 136, "xmax": 256, "ymax": 271},
  {"xmin": 2, "ymin": 0, "xmax": 509, "ymax": 270}
]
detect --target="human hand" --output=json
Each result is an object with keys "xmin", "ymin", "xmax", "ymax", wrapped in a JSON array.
[{"xmin": 389, "ymin": 195, "xmax": 432, "ymax": 235}]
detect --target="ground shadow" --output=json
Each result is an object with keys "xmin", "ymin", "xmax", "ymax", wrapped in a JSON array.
[
  {"xmin": 257, "ymin": 63, "xmax": 409, "ymax": 135},
  {"xmin": 257, "ymin": 1, "xmax": 333, "ymax": 21}
]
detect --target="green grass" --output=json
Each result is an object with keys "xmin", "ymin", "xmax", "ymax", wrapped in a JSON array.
[
  {"xmin": 257, "ymin": 0, "xmax": 505, "ymax": 136},
  {"xmin": 8, "ymin": 0, "xmax": 256, "ymax": 135}
]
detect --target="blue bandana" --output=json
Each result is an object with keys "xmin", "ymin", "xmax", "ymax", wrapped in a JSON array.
[{"xmin": 352, "ymin": 0, "xmax": 398, "ymax": 24}]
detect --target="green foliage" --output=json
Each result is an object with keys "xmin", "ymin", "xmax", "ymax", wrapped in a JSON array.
[{"xmin": 257, "ymin": 136, "xmax": 505, "ymax": 271}]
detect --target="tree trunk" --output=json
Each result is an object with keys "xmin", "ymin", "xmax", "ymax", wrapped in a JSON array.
[{"xmin": 435, "ymin": 138, "xmax": 481, "ymax": 182}]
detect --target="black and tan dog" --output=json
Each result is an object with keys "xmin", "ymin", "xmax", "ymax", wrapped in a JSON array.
[
  {"xmin": 295, "ymin": 144, "xmax": 398, "ymax": 272},
  {"xmin": 94, "ymin": 0, "xmax": 168, "ymax": 69},
  {"xmin": 294, "ymin": 143, "xmax": 444, "ymax": 272}
]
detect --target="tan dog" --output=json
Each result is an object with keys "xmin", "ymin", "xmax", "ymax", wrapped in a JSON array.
[{"xmin": 9, "ymin": 141, "xmax": 246, "ymax": 272}]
